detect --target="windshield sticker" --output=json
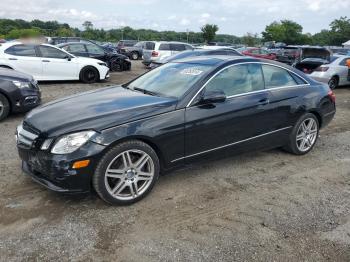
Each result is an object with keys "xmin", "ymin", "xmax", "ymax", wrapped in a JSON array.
[{"xmin": 180, "ymin": 68, "xmax": 204, "ymax": 76}]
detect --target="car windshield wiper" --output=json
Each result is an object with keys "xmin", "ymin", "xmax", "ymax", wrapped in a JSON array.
[{"xmin": 133, "ymin": 87, "xmax": 161, "ymax": 97}]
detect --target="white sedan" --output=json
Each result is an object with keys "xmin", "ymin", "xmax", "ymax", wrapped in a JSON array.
[{"xmin": 0, "ymin": 42, "xmax": 110, "ymax": 83}]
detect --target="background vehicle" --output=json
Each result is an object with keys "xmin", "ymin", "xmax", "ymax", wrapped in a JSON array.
[
  {"xmin": 142, "ymin": 41, "xmax": 194, "ymax": 66},
  {"xmin": 149, "ymin": 48, "xmax": 243, "ymax": 69},
  {"xmin": 293, "ymin": 47, "xmax": 331, "ymax": 74},
  {"xmin": 58, "ymin": 42, "xmax": 131, "ymax": 71},
  {"xmin": 16, "ymin": 56, "xmax": 335, "ymax": 205},
  {"xmin": 0, "ymin": 68, "xmax": 40, "ymax": 120},
  {"xmin": 0, "ymin": 42, "xmax": 110, "ymax": 83},
  {"xmin": 119, "ymin": 41, "xmax": 154, "ymax": 60},
  {"xmin": 242, "ymin": 48, "xmax": 276, "ymax": 60},
  {"xmin": 116, "ymin": 40, "xmax": 138, "ymax": 52},
  {"xmin": 276, "ymin": 46, "xmax": 300, "ymax": 65},
  {"xmin": 310, "ymin": 55, "xmax": 350, "ymax": 89}
]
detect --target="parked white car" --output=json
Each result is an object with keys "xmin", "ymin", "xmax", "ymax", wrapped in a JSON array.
[
  {"xmin": 310, "ymin": 55, "xmax": 350, "ymax": 89},
  {"xmin": 0, "ymin": 42, "xmax": 110, "ymax": 83},
  {"xmin": 142, "ymin": 41, "xmax": 194, "ymax": 66}
]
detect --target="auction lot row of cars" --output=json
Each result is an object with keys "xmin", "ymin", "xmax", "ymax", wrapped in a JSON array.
[{"xmin": 0, "ymin": 37, "xmax": 345, "ymax": 204}]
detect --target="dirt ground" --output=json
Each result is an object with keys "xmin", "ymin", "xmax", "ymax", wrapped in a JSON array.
[{"xmin": 0, "ymin": 61, "xmax": 350, "ymax": 262}]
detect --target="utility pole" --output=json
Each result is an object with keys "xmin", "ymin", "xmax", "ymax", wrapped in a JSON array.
[{"xmin": 186, "ymin": 29, "xmax": 189, "ymax": 43}]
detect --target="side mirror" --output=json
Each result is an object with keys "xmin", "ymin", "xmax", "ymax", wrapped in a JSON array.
[
  {"xmin": 65, "ymin": 55, "xmax": 72, "ymax": 61},
  {"xmin": 201, "ymin": 90, "xmax": 226, "ymax": 104}
]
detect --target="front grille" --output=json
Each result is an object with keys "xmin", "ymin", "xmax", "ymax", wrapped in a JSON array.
[{"xmin": 16, "ymin": 124, "xmax": 38, "ymax": 148}]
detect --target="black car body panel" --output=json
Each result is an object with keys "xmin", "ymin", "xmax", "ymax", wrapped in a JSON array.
[
  {"xmin": 16, "ymin": 56, "xmax": 336, "ymax": 194},
  {"xmin": 57, "ymin": 42, "xmax": 131, "ymax": 71},
  {"xmin": 0, "ymin": 68, "xmax": 41, "ymax": 114}
]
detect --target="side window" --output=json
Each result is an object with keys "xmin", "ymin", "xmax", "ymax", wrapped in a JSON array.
[
  {"xmin": 61, "ymin": 46, "xmax": 70, "ymax": 52},
  {"xmin": 250, "ymin": 49, "xmax": 260, "ymax": 54},
  {"xmin": 185, "ymin": 45, "xmax": 193, "ymax": 50},
  {"xmin": 38, "ymin": 46, "xmax": 68, "ymax": 59},
  {"xmin": 339, "ymin": 58, "xmax": 350, "ymax": 66},
  {"xmin": 144, "ymin": 42, "xmax": 155, "ymax": 50},
  {"xmin": 5, "ymin": 45, "xmax": 36, "ymax": 57},
  {"xmin": 205, "ymin": 64, "xmax": 264, "ymax": 97},
  {"xmin": 210, "ymin": 50, "xmax": 227, "ymax": 55},
  {"xmin": 159, "ymin": 43, "xmax": 170, "ymax": 51},
  {"xmin": 69, "ymin": 44, "xmax": 86, "ymax": 53},
  {"xmin": 262, "ymin": 65, "xmax": 297, "ymax": 88},
  {"xmin": 85, "ymin": 44, "xmax": 104, "ymax": 55}
]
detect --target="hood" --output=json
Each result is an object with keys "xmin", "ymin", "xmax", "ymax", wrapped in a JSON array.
[
  {"xmin": 300, "ymin": 48, "xmax": 330, "ymax": 61},
  {"xmin": 0, "ymin": 68, "xmax": 33, "ymax": 82},
  {"xmin": 24, "ymin": 86, "xmax": 177, "ymax": 137}
]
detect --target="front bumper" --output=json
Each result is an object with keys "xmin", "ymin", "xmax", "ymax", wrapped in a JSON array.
[{"xmin": 17, "ymin": 141, "xmax": 106, "ymax": 193}]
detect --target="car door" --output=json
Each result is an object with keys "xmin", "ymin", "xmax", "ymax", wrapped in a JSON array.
[
  {"xmin": 158, "ymin": 43, "xmax": 172, "ymax": 60},
  {"xmin": 170, "ymin": 43, "xmax": 185, "ymax": 56},
  {"xmin": 85, "ymin": 43, "xmax": 107, "ymax": 62},
  {"xmin": 37, "ymin": 45, "xmax": 78, "ymax": 80},
  {"xmin": 3, "ymin": 44, "xmax": 43, "ymax": 78},
  {"xmin": 261, "ymin": 63, "xmax": 306, "ymax": 129},
  {"xmin": 184, "ymin": 63, "xmax": 284, "ymax": 162},
  {"xmin": 65, "ymin": 43, "xmax": 89, "ymax": 57}
]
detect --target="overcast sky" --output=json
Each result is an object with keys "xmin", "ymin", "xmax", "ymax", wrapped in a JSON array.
[{"xmin": 0, "ymin": 0, "xmax": 349, "ymax": 36}]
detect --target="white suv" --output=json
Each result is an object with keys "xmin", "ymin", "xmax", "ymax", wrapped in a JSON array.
[
  {"xmin": 0, "ymin": 42, "xmax": 110, "ymax": 83},
  {"xmin": 142, "ymin": 41, "xmax": 194, "ymax": 66}
]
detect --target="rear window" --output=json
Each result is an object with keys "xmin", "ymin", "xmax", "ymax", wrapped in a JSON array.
[
  {"xmin": 159, "ymin": 43, "xmax": 171, "ymax": 51},
  {"xmin": 5, "ymin": 44, "xmax": 36, "ymax": 57},
  {"xmin": 144, "ymin": 42, "xmax": 155, "ymax": 50}
]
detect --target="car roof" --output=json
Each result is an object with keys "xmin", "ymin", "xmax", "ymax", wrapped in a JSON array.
[{"xmin": 172, "ymin": 55, "xmax": 256, "ymax": 65}]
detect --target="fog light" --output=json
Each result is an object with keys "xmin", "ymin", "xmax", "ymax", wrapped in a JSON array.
[{"xmin": 72, "ymin": 160, "xmax": 90, "ymax": 169}]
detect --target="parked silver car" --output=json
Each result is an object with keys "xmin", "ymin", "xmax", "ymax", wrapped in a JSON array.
[
  {"xmin": 310, "ymin": 55, "xmax": 350, "ymax": 89},
  {"xmin": 142, "ymin": 41, "xmax": 194, "ymax": 66}
]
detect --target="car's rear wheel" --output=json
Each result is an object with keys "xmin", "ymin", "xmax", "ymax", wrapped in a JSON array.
[
  {"xmin": 284, "ymin": 113, "xmax": 319, "ymax": 155},
  {"xmin": 0, "ymin": 93, "xmax": 10, "ymax": 121},
  {"xmin": 80, "ymin": 66, "xmax": 99, "ymax": 83},
  {"xmin": 328, "ymin": 76, "xmax": 338, "ymax": 90},
  {"xmin": 93, "ymin": 140, "xmax": 160, "ymax": 205},
  {"xmin": 131, "ymin": 52, "xmax": 139, "ymax": 60}
]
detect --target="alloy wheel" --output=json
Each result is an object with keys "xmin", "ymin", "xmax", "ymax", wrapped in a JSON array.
[
  {"xmin": 296, "ymin": 118, "xmax": 318, "ymax": 152},
  {"xmin": 0, "ymin": 100, "xmax": 3, "ymax": 117},
  {"xmin": 104, "ymin": 149, "xmax": 155, "ymax": 201}
]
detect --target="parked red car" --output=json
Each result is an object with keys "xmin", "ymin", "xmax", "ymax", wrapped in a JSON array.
[{"xmin": 242, "ymin": 48, "xmax": 276, "ymax": 60}]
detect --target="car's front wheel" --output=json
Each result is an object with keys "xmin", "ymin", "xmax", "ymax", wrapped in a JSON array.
[
  {"xmin": 93, "ymin": 140, "xmax": 160, "ymax": 205},
  {"xmin": 284, "ymin": 113, "xmax": 319, "ymax": 155},
  {"xmin": 80, "ymin": 66, "xmax": 99, "ymax": 83}
]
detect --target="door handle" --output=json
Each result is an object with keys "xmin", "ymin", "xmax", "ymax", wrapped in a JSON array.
[
  {"xmin": 257, "ymin": 98, "xmax": 269, "ymax": 106},
  {"xmin": 9, "ymin": 58, "xmax": 18, "ymax": 60},
  {"xmin": 42, "ymin": 60, "xmax": 50, "ymax": 62}
]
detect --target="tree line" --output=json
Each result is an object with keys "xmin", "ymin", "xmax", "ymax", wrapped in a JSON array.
[{"xmin": 0, "ymin": 17, "xmax": 349, "ymax": 46}]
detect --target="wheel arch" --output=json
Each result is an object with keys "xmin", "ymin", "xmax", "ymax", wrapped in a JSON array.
[
  {"xmin": 308, "ymin": 110, "xmax": 323, "ymax": 128},
  {"xmin": 79, "ymin": 65, "xmax": 100, "ymax": 81},
  {"xmin": 0, "ymin": 89, "xmax": 12, "ymax": 113},
  {"xmin": 100, "ymin": 135, "xmax": 167, "ymax": 172}
]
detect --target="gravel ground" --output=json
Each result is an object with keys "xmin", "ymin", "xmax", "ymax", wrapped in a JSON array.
[{"xmin": 0, "ymin": 61, "xmax": 350, "ymax": 261}]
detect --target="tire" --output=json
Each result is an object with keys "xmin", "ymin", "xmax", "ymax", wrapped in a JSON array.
[
  {"xmin": 110, "ymin": 58, "xmax": 122, "ymax": 72},
  {"xmin": 0, "ymin": 93, "xmax": 10, "ymax": 121},
  {"xmin": 79, "ymin": 66, "xmax": 99, "ymax": 83},
  {"xmin": 93, "ymin": 140, "xmax": 160, "ymax": 205},
  {"xmin": 131, "ymin": 51, "xmax": 139, "ymax": 60},
  {"xmin": 283, "ymin": 113, "xmax": 319, "ymax": 155},
  {"xmin": 328, "ymin": 76, "xmax": 338, "ymax": 90}
]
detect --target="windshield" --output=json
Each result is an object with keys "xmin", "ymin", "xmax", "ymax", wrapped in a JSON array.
[{"xmin": 128, "ymin": 62, "xmax": 211, "ymax": 98}]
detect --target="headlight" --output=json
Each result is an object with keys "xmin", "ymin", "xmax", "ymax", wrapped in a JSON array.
[
  {"xmin": 12, "ymin": 80, "xmax": 30, "ymax": 89},
  {"xmin": 51, "ymin": 131, "xmax": 96, "ymax": 154},
  {"xmin": 98, "ymin": 62, "xmax": 108, "ymax": 67}
]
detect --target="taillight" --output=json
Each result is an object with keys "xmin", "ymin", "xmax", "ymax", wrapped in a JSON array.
[
  {"xmin": 315, "ymin": 66, "xmax": 329, "ymax": 72},
  {"xmin": 328, "ymin": 90, "xmax": 336, "ymax": 103},
  {"xmin": 152, "ymin": 51, "xmax": 159, "ymax": 57}
]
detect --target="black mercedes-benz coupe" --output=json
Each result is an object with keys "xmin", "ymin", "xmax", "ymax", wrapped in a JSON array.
[{"xmin": 16, "ymin": 56, "xmax": 336, "ymax": 205}]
